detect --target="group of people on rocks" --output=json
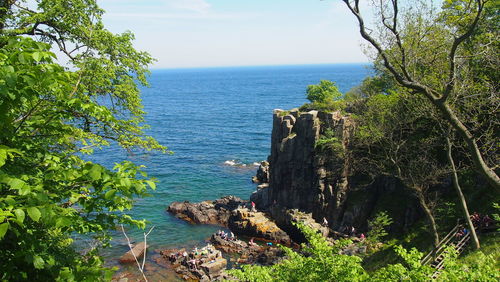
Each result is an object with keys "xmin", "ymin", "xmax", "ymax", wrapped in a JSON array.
[
  {"xmin": 216, "ymin": 230, "xmax": 236, "ymax": 241},
  {"xmin": 166, "ymin": 244, "xmax": 222, "ymax": 271},
  {"xmin": 341, "ymin": 225, "xmax": 358, "ymax": 237},
  {"xmin": 339, "ymin": 225, "xmax": 366, "ymax": 241}
]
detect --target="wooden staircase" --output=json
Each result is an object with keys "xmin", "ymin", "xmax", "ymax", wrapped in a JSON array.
[{"xmin": 421, "ymin": 223, "xmax": 472, "ymax": 279}]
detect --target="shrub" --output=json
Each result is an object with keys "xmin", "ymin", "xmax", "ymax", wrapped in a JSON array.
[{"xmin": 306, "ymin": 80, "xmax": 342, "ymax": 103}]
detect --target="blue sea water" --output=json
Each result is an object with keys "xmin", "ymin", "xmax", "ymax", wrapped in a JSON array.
[{"xmin": 94, "ymin": 64, "xmax": 372, "ymax": 263}]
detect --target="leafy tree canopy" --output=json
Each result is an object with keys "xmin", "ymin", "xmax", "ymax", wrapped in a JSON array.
[
  {"xmin": 306, "ymin": 80, "xmax": 342, "ymax": 103},
  {"xmin": 0, "ymin": 0, "xmax": 165, "ymax": 280}
]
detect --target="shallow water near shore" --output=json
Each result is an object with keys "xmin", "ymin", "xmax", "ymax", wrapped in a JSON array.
[{"xmin": 89, "ymin": 64, "xmax": 371, "ymax": 273}]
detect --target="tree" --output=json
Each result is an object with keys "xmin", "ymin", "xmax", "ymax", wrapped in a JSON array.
[
  {"xmin": 306, "ymin": 80, "xmax": 342, "ymax": 103},
  {"xmin": 0, "ymin": 0, "xmax": 165, "ymax": 279},
  {"xmin": 352, "ymin": 91, "xmax": 446, "ymax": 249},
  {"xmin": 341, "ymin": 0, "xmax": 500, "ymax": 189}
]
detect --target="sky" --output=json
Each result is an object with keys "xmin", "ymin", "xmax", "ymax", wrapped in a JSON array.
[{"xmin": 97, "ymin": 0, "xmax": 370, "ymax": 69}]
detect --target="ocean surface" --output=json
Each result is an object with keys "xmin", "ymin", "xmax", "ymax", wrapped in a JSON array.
[{"xmin": 91, "ymin": 64, "xmax": 372, "ymax": 265}]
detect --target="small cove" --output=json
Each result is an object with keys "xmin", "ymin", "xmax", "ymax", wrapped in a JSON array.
[{"xmin": 90, "ymin": 64, "xmax": 372, "ymax": 266}]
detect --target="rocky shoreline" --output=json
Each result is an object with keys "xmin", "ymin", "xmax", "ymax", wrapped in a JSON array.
[
  {"xmin": 115, "ymin": 109, "xmax": 425, "ymax": 281},
  {"xmin": 167, "ymin": 196, "xmax": 292, "ymax": 244}
]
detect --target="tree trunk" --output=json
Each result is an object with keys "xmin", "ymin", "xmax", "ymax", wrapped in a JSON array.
[
  {"xmin": 416, "ymin": 191, "xmax": 440, "ymax": 248},
  {"xmin": 436, "ymin": 101, "xmax": 500, "ymax": 190},
  {"xmin": 446, "ymin": 136, "xmax": 480, "ymax": 249}
]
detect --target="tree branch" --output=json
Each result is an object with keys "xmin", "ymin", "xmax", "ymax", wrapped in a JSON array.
[
  {"xmin": 441, "ymin": 0, "xmax": 485, "ymax": 102},
  {"xmin": 342, "ymin": 0, "xmax": 440, "ymax": 101}
]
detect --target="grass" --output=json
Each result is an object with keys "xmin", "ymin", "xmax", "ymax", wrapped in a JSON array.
[
  {"xmin": 460, "ymin": 232, "xmax": 500, "ymax": 268},
  {"xmin": 362, "ymin": 220, "xmax": 499, "ymax": 273}
]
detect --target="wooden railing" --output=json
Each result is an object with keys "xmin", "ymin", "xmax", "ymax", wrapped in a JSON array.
[
  {"xmin": 421, "ymin": 223, "xmax": 461, "ymax": 265},
  {"xmin": 422, "ymin": 216, "xmax": 498, "ymax": 279},
  {"xmin": 422, "ymin": 221, "xmax": 484, "ymax": 279}
]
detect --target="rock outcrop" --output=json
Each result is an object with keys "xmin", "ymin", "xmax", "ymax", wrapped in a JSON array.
[
  {"xmin": 251, "ymin": 109, "xmax": 354, "ymax": 225},
  {"xmin": 168, "ymin": 196, "xmax": 292, "ymax": 244},
  {"xmin": 119, "ymin": 242, "xmax": 147, "ymax": 264},
  {"xmin": 161, "ymin": 244, "xmax": 229, "ymax": 281},
  {"xmin": 167, "ymin": 196, "xmax": 246, "ymax": 226},
  {"xmin": 251, "ymin": 109, "xmax": 422, "ymax": 234},
  {"xmin": 268, "ymin": 207, "xmax": 329, "ymax": 243},
  {"xmin": 252, "ymin": 161, "xmax": 269, "ymax": 183},
  {"xmin": 210, "ymin": 233, "xmax": 284, "ymax": 265},
  {"xmin": 228, "ymin": 208, "xmax": 291, "ymax": 244}
]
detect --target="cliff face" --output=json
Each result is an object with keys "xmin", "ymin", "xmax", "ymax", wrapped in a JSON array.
[{"xmin": 251, "ymin": 109, "xmax": 422, "ymax": 233}]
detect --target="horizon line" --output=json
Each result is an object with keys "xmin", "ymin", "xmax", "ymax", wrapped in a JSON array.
[{"xmin": 150, "ymin": 62, "xmax": 372, "ymax": 71}]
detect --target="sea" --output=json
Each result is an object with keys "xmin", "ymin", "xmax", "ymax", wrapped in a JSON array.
[{"xmin": 90, "ymin": 63, "xmax": 372, "ymax": 270}]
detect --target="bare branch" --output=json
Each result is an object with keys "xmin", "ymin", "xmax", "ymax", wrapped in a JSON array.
[
  {"xmin": 442, "ymin": 0, "xmax": 485, "ymax": 102},
  {"xmin": 342, "ymin": 0, "xmax": 440, "ymax": 101}
]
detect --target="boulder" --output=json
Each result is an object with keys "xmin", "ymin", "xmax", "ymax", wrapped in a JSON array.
[
  {"xmin": 119, "ymin": 242, "xmax": 147, "ymax": 264},
  {"xmin": 167, "ymin": 196, "xmax": 247, "ymax": 226},
  {"xmin": 269, "ymin": 208, "xmax": 329, "ymax": 243},
  {"xmin": 210, "ymin": 234, "xmax": 248, "ymax": 254},
  {"xmin": 252, "ymin": 161, "xmax": 269, "ymax": 183},
  {"xmin": 200, "ymin": 258, "xmax": 227, "ymax": 275},
  {"xmin": 228, "ymin": 208, "xmax": 291, "ymax": 244},
  {"xmin": 162, "ymin": 244, "xmax": 228, "ymax": 280}
]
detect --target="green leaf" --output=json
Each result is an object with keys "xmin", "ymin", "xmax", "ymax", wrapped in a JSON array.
[
  {"xmin": 120, "ymin": 178, "xmax": 131, "ymax": 188},
  {"xmin": 0, "ymin": 222, "xmax": 9, "ymax": 239},
  {"xmin": 18, "ymin": 52, "xmax": 26, "ymax": 63},
  {"xmin": 145, "ymin": 180, "xmax": 156, "ymax": 190},
  {"xmin": 33, "ymin": 255, "xmax": 44, "ymax": 269},
  {"xmin": 32, "ymin": 52, "xmax": 42, "ymax": 62},
  {"xmin": 0, "ymin": 148, "xmax": 7, "ymax": 167},
  {"xmin": 88, "ymin": 164, "xmax": 102, "ymax": 181},
  {"xmin": 18, "ymin": 184, "xmax": 31, "ymax": 196},
  {"xmin": 14, "ymin": 209, "xmax": 25, "ymax": 224},
  {"xmin": 8, "ymin": 178, "xmax": 25, "ymax": 190},
  {"xmin": 104, "ymin": 189, "xmax": 116, "ymax": 200},
  {"xmin": 55, "ymin": 217, "xmax": 72, "ymax": 228},
  {"xmin": 27, "ymin": 207, "xmax": 41, "ymax": 222}
]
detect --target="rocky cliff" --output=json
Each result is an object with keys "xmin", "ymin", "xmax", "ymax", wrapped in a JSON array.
[{"xmin": 251, "ymin": 109, "xmax": 422, "ymax": 233}]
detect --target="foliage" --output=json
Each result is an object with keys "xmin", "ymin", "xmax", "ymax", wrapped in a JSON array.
[
  {"xmin": 342, "ymin": 0, "xmax": 500, "ymax": 188},
  {"xmin": 344, "ymin": 72, "xmax": 395, "ymax": 101},
  {"xmin": 306, "ymin": 80, "xmax": 342, "ymax": 103},
  {"xmin": 370, "ymin": 245, "xmax": 433, "ymax": 281},
  {"xmin": 493, "ymin": 203, "xmax": 500, "ymax": 221},
  {"xmin": 229, "ymin": 223, "xmax": 498, "ymax": 281},
  {"xmin": 315, "ymin": 128, "xmax": 344, "ymax": 157},
  {"xmin": 0, "ymin": 0, "xmax": 165, "ymax": 280},
  {"xmin": 299, "ymin": 99, "xmax": 346, "ymax": 113},
  {"xmin": 229, "ymin": 223, "xmax": 367, "ymax": 282},
  {"xmin": 366, "ymin": 211, "xmax": 393, "ymax": 245},
  {"xmin": 434, "ymin": 246, "xmax": 499, "ymax": 281}
]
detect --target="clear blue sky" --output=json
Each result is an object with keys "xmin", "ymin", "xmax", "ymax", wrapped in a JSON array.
[{"xmin": 98, "ymin": 0, "xmax": 369, "ymax": 69}]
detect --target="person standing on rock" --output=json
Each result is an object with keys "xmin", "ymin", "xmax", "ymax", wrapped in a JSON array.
[
  {"xmin": 251, "ymin": 201, "xmax": 256, "ymax": 212},
  {"xmin": 322, "ymin": 217, "xmax": 328, "ymax": 227}
]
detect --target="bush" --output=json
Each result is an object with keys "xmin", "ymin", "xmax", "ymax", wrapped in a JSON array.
[
  {"xmin": 229, "ymin": 223, "xmax": 499, "ymax": 281},
  {"xmin": 367, "ymin": 211, "xmax": 393, "ymax": 245},
  {"xmin": 306, "ymin": 80, "xmax": 342, "ymax": 103},
  {"xmin": 299, "ymin": 100, "xmax": 346, "ymax": 113},
  {"xmin": 315, "ymin": 129, "xmax": 344, "ymax": 157}
]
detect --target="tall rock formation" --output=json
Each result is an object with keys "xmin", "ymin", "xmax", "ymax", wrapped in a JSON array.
[{"xmin": 251, "ymin": 109, "xmax": 421, "ymax": 233}]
